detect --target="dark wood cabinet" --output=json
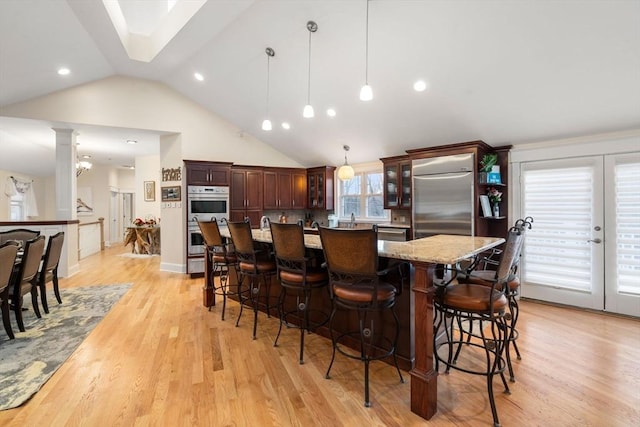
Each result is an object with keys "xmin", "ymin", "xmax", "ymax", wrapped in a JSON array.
[
  {"xmin": 381, "ymin": 155, "xmax": 412, "ymax": 209},
  {"xmin": 230, "ymin": 166, "xmax": 263, "ymax": 226},
  {"xmin": 184, "ymin": 160, "xmax": 231, "ymax": 186},
  {"xmin": 263, "ymin": 168, "xmax": 307, "ymax": 210},
  {"xmin": 307, "ymin": 166, "xmax": 336, "ymax": 210}
]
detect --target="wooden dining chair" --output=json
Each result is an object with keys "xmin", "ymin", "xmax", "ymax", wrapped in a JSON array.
[
  {"xmin": 0, "ymin": 228, "xmax": 40, "ymax": 246},
  {"xmin": 10, "ymin": 235, "xmax": 46, "ymax": 332},
  {"xmin": 0, "ymin": 241, "xmax": 20, "ymax": 339},
  {"xmin": 36, "ymin": 232, "xmax": 65, "ymax": 314}
]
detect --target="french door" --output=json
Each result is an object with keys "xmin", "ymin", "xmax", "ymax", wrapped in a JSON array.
[{"xmin": 519, "ymin": 153, "xmax": 640, "ymax": 317}]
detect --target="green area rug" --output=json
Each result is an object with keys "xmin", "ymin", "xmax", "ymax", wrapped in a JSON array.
[{"xmin": 0, "ymin": 283, "xmax": 132, "ymax": 410}]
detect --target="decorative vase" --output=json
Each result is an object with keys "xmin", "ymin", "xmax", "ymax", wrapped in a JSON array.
[{"xmin": 493, "ymin": 203, "xmax": 500, "ymax": 218}]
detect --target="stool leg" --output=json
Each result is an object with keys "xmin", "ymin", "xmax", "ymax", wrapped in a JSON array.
[
  {"xmin": 251, "ymin": 276, "xmax": 261, "ymax": 340},
  {"xmin": 324, "ymin": 304, "xmax": 338, "ymax": 379},
  {"xmin": 299, "ymin": 289, "xmax": 311, "ymax": 364},
  {"xmin": 273, "ymin": 286, "xmax": 286, "ymax": 347},
  {"xmin": 235, "ymin": 271, "xmax": 247, "ymax": 328}
]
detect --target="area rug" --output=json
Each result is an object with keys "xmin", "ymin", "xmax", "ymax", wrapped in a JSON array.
[{"xmin": 0, "ymin": 283, "xmax": 132, "ymax": 410}]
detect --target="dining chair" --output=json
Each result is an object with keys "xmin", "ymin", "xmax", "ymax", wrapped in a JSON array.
[
  {"xmin": 0, "ymin": 228, "xmax": 40, "ymax": 246},
  {"xmin": 197, "ymin": 219, "xmax": 241, "ymax": 320},
  {"xmin": 433, "ymin": 225, "xmax": 525, "ymax": 427},
  {"xmin": 319, "ymin": 226, "xmax": 407, "ymax": 407},
  {"xmin": 36, "ymin": 232, "xmax": 65, "ymax": 314},
  {"xmin": 10, "ymin": 235, "xmax": 46, "ymax": 332},
  {"xmin": 227, "ymin": 220, "xmax": 277, "ymax": 340},
  {"xmin": 269, "ymin": 221, "xmax": 329, "ymax": 364},
  {"xmin": 0, "ymin": 241, "xmax": 20, "ymax": 339}
]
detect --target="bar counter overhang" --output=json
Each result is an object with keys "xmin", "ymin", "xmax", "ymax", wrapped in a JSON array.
[{"xmin": 217, "ymin": 227, "xmax": 504, "ymax": 420}]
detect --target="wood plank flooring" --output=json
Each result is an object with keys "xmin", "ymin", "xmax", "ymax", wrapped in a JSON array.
[{"xmin": 1, "ymin": 244, "xmax": 638, "ymax": 426}]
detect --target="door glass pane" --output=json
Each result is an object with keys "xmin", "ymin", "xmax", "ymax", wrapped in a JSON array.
[
  {"xmin": 614, "ymin": 161, "xmax": 640, "ymax": 295},
  {"xmin": 522, "ymin": 165, "xmax": 594, "ymax": 292}
]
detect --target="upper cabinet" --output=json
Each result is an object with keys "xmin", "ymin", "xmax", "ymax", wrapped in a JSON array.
[
  {"xmin": 263, "ymin": 168, "xmax": 307, "ymax": 210},
  {"xmin": 230, "ymin": 166, "xmax": 263, "ymax": 225},
  {"xmin": 307, "ymin": 166, "xmax": 336, "ymax": 210},
  {"xmin": 184, "ymin": 160, "xmax": 232, "ymax": 186},
  {"xmin": 381, "ymin": 155, "xmax": 412, "ymax": 210}
]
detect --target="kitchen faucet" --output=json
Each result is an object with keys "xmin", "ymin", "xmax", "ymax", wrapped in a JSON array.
[{"xmin": 350, "ymin": 212, "xmax": 355, "ymax": 229}]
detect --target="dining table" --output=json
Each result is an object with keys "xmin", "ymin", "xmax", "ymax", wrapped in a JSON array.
[{"xmin": 219, "ymin": 226, "xmax": 504, "ymax": 420}]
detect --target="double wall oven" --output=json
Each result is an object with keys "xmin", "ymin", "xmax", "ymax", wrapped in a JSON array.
[{"xmin": 187, "ymin": 185, "xmax": 230, "ymax": 274}]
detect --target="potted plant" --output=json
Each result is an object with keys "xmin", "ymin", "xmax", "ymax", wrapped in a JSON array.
[{"xmin": 478, "ymin": 153, "xmax": 498, "ymax": 184}]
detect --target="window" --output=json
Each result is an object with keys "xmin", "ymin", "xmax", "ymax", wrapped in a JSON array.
[
  {"xmin": 10, "ymin": 192, "xmax": 24, "ymax": 221},
  {"xmin": 337, "ymin": 163, "xmax": 388, "ymax": 220}
]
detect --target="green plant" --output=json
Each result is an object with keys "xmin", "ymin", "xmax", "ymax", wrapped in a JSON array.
[{"xmin": 480, "ymin": 153, "xmax": 498, "ymax": 173}]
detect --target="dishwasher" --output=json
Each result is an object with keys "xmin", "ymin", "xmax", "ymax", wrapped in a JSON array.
[{"xmin": 376, "ymin": 226, "xmax": 409, "ymax": 241}]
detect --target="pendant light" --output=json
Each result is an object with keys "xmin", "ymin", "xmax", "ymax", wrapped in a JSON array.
[
  {"xmin": 338, "ymin": 145, "xmax": 355, "ymax": 181},
  {"xmin": 262, "ymin": 47, "xmax": 275, "ymax": 131},
  {"xmin": 303, "ymin": 21, "xmax": 318, "ymax": 118},
  {"xmin": 359, "ymin": 0, "xmax": 373, "ymax": 101}
]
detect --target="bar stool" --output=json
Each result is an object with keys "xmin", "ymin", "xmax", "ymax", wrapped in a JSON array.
[
  {"xmin": 198, "ymin": 218, "xmax": 241, "ymax": 321},
  {"xmin": 319, "ymin": 226, "xmax": 407, "ymax": 407},
  {"xmin": 227, "ymin": 220, "xmax": 277, "ymax": 340},
  {"xmin": 269, "ymin": 222, "xmax": 329, "ymax": 364},
  {"xmin": 433, "ymin": 226, "xmax": 526, "ymax": 427},
  {"xmin": 457, "ymin": 217, "xmax": 532, "ymax": 381}
]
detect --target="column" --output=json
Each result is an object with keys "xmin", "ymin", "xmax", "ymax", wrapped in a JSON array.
[{"xmin": 53, "ymin": 128, "xmax": 77, "ymax": 220}]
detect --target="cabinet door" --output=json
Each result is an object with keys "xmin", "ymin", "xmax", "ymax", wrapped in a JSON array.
[
  {"xmin": 277, "ymin": 171, "xmax": 293, "ymax": 209},
  {"xmin": 245, "ymin": 170, "xmax": 263, "ymax": 210},
  {"xmin": 208, "ymin": 167, "xmax": 230, "ymax": 186},
  {"xmin": 230, "ymin": 170, "xmax": 246, "ymax": 210},
  {"xmin": 292, "ymin": 171, "xmax": 307, "ymax": 209},
  {"xmin": 187, "ymin": 164, "xmax": 211, "ymax": 185},
  {"xmin": 263, "ymin": 170, "xmax": 279, "ymax": 209},
  {"xmin": 308, "ymin": 174, "xmax": 317, "ymax": 207},
  {"xmin": 315, "ymin": 173, "xmax": 325, "ymax": 209},
  {"xmin": 399, "ymin": 161, "xmax": 412, "ymax": 209},
  {"xmin": 384, "ymin": 163, "xmax": 400, "ymax": 208}
]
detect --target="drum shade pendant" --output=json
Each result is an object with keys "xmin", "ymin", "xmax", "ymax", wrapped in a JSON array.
[
  {"xmin": 262, "ymin": 47, "xmax": 275, "ymax": 131},
  {"xmin": 338, "ymin": 145, "xmax": 355, "ymax": 181},
  {"xmin": 303, "ymin": 21, "xmax": 318, "ymax": 118},
  {"xmin": 359, "ymin": 0, "xmax": 373, "ymax": 101}
]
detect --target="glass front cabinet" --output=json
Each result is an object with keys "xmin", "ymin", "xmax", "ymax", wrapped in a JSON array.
[{"xmin": 382, "ymin": 156, "xmax": 411, "ymax": 210}]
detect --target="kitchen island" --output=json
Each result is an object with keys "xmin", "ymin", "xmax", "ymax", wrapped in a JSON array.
[{"xmin": 218, "ymin": 227, "xmax": 504, "ymax": 420}]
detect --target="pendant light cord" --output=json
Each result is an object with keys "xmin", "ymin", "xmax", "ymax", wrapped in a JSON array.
[
  {"xmin": 307, "ymin": 30, "xmax": 312, "ymax": 103},
  {"xmin": 266, "ymin": 54, "xmax": 270, "ymax": 115},
  {"xmin": 365, "ymin": 0, "xmax": 369, "ymax": 84}
]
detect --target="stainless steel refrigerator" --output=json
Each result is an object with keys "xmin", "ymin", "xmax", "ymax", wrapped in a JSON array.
[{"xmin": 412, "ymin": 153, "xmax": 475, "ymax": 239}]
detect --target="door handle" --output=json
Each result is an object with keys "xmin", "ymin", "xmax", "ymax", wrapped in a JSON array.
[{"xmin": 588, "ymin": 238, "xmax": 602, "ymax": 244}]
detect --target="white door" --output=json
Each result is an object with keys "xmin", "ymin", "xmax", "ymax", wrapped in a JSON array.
[
  {"xmin": 122, "ymin": 192, "xmax": 134, "ymax": 239},
  {"xmin": 520, "ymin": 153, "xmax": 640, "ymax": 316},
  {"xmin": 110, "ymin": 191, "xmax": 119, "ymax": 244}
]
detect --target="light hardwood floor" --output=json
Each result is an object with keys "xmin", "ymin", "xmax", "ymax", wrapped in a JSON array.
[{"xmin": 1, "ymin": 244, "xmax": 638, "ymax": 426}]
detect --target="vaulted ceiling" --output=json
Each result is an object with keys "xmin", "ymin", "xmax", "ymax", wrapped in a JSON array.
[{"xmin": 1, "ymin": 0, "xmax": 639, "ymax": 177}]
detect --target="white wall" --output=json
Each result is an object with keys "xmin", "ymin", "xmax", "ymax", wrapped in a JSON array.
[
  {"xmin": 0, "ymin": 75, "xmax": 303, "ymax": 273},
  {"xmin": 134, "ymin": 154, "xmax": 161, "ymax": 221}
]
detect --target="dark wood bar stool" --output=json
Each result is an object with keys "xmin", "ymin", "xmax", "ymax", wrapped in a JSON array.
[
  {"xmin": 0, "ymin": 241, "xmax": 20, "ymax": 339},
  {"xmin": 227, "ymin": 220, "xmax": 277, "ymax": 340},
  {"xmin": 198, "ymin": 219, "xmax": 241, "ymax": 321},
  {"xmin": 319, "ymin": 226, "xmax": 407, "ymax": 407},
  {"xmin": 269, "ymin": 222, "xmax": 329, "ymax": 364},
  {"xmin": 433, "ymin": 226, "xmax": 525, "ymax": 427}
]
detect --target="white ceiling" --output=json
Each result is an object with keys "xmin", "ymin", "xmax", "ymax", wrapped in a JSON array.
[{"xmin": 1, "ymin": 0, "xmax": 639, "ymax": 177}]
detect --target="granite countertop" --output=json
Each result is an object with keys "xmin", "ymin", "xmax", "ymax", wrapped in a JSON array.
[{"xmin": 221, "ymin": 228, "xmax": 503, "ymax": 265}]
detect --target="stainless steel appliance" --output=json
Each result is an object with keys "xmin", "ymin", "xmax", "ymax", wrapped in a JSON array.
[
  {"xmin": 376, "ymin": 226, "xmax": 410, "ymax": 241},
  {"xmin": 187, "ymin": 185, "xmax": 230, "ymax": 273},
  {"xmin": 412, "ymin": 153, "xmax": 474, "ymax": 239}
]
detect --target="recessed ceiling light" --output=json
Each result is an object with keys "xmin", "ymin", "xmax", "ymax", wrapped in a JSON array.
[
  {"xmin": 126, "ymin": 139, "xmax": 137, "ymax": 144},
  {"xmin": 57, "ymin": 68, "xmax": 70, "ymax": 76},
  {"xmin": 413, "ymin": 80, "xmax": 428, "ymax": 92},
  {"xmin": 281, "ymin": 122, "xmax": 291, "ymax": 130},
  {"xmin": 326, "ymin": 108, "xmax": 336, "ymax": 117},
  {"xmin": 81, "ymin": 154, "xmax": 92, "ymax": 159},
  {"xmin": 123, "ymin": 165, "xmax": 135, "ymax": 170},
  {"xmin": 194, "ymin": 72, "xmax": 204, "ymax": 81}
]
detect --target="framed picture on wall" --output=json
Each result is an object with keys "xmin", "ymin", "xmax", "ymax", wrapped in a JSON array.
[
  {"xmin": 144, "ymin": 181, "xmax": 156, "ymax": 201},
  {"xmin": 161, "ymin": 185, "xmax": 181, "ymax": 202}
]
